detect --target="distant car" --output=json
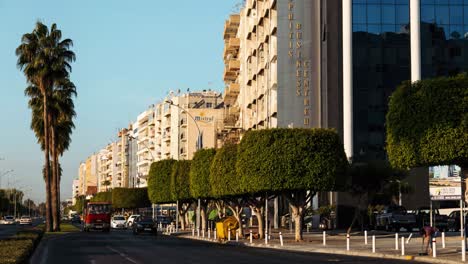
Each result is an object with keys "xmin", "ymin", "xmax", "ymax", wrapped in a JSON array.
[
  {"xmin": 2, "ymin": 216, "xmax": 15, "ymax": 225},
  {"xmin": 111, "ymin": 215, "xmax": 126, "ymax": 229},
  {"xmin": 414, "ymin": 207, "xmax": 449, "ymax": 231},
  {"xmin": 156, "ymin": 216, "xmax": 172, "ymax": 226},
  {"xmin": 19, "ymin": 216, "xmax": 32, "ymax": 225},
  {"xmin": 126, "ymin": 215, "xmax": 140, "ymax": 228},
  {"xmin": 132, "ymin": 216, "xmax": 157, "ymax": 235},
  {"xmin": 448, "ymin": 210, "xmax": 468, "ymax": 232},
  {"xmin": 71, "ymin": 215, "xmax": 81, "ymax": 224},
  {"xmin": 375, "ymin": 205, "xmax": 416, "ymax": 232}
]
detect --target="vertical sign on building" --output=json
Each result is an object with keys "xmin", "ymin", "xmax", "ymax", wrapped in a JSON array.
[{"xmin": 277, "ymin": 0, "xmax": 320, "ymax": 128}]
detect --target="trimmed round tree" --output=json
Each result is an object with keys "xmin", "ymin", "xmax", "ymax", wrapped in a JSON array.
[
  {"xmin": 171, "ymin": 160, "xmax": 192, "ymax": 230},
  {"xmin": 148, "ymin": 159, "xmax": 176, "ymax": 204},
  {"xmin": 112, "ymin": 188, "xmax": 150, "ymax": 209},
  {"xmin": 386, "ymin": 74, "xmax": 468, "ymax": 176},
  {"xmin": 190, "ymin": 148, "xmax": 216, "ymax": 231},
  {"xmin": 237, "ymin": 128, "xmax": 348, "ymax": 241},
  {"xmin": 209, "ymin": 143, "xmax": 245, "ymax": 235}
]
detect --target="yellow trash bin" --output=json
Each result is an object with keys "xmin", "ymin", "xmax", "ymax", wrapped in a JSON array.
[{"xmin": 215, "ymin": 216, "xmax": 239, "ymax": 240}]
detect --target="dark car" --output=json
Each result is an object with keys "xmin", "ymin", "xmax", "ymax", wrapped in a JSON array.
[
  {"xmin": 448, "ymin": 210, "xmax": 467, "ymax": 232},
  {"xmin": 132, "ymin": 216, "xmax": 157, "ymax": 235},
  {"xmin": 71, "ymin": 215, "xmax": 81, "ymax": 224},
  {"xmin": 414, "ymin": 207, "xmax": 449, "ymax": 231},
  {"xmin": 156, "ymin": 216, "xmax": 172, "ymax": 226}
]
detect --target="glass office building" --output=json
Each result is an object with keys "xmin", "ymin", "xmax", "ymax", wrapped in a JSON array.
[{"xmin": 348, "ymin": 0, "xmax": 468, "ymax": 160}]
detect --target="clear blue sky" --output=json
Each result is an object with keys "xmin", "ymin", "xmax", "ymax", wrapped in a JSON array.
[{"xmin": 0, "ymin": 0, "xmax": 240, "ymax": 203}]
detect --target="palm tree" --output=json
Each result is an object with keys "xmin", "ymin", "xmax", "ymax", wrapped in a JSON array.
[
  {"xmin": 16, "ymin": 22, "xmax": 75, "ymax": 232},
  {"xmin": 26, "ymin": 79, "xmax": 76, "ymax": 231}
]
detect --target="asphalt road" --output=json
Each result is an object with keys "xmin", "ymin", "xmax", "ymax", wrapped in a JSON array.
[
  {"xmin": 0, "ymin": 218, "xmax": 42, "ymax": 239},
  {"xmin": 31, "ymin": 229, "xmax": 421, "ymax": 264}
]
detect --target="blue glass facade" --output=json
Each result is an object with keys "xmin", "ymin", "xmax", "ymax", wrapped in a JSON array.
[
  {"xmin": 351, "ymin": 0, "xmax": 468, "ymax": 160},
  {"xmin": 352, "ymin": 0, "xmax": 410, "ymax": 160}
]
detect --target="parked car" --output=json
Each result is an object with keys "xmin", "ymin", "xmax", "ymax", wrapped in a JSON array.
[
  {"xmin": 111, "ymin": 215, "xmax": 126, "ymax": 229},
  {"xmin": 375, "ymin": 205, "xmax": 416, "ymax": 232},
  {"xmin": 2, "ymin": 216, "xmax": 15, "ymax": 225},
  {"xmin": 414, "ymin": 207, "xmax": 449, "ymax": 231},
  {"xmin": 19, "ymin": 216, "xmax": 32, "ymax": 225},
  {"xmin": 448, "ymin": 210, "xmax": 468, "ymax": 232},
  {"xmin": 156, "ymin": 215, "xmax": 172, "ymax": 226},
  {"xmin": 132, "ymin": 216, "xmax": 157, "ymax": 235},
  {"xmin": 126, "ymin": 214, "xmax": 140, "ymax": 228},
  {"xmin": 71, "ymin": 215, "xmax": 81, "ymax": 224}
]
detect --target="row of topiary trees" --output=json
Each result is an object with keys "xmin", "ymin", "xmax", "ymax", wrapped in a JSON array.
[
  {"xmin": 147, "ymin": 128, "xmax": 348, "ymax": 241},
  {"xmin": 76, "ymin": 188, "xmax": 150, "ymax": 214}
]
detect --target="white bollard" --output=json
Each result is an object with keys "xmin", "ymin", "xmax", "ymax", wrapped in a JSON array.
[
  {"xmin": 202, "ymin": 229, "xmax": 205, "ymax": 238},
  {"xmin": 228, "ymin": 228, "xmax": 231, "ymax": 241},
  {"xmin": 197, "ymin": 228, "xmax": 200, "ymax": 237},
  {"xmin": 250, "ymin": 230, "xmax": 253, "ymax": 244},
  {"xmin": 279, "ymin": 232, "xmax": 284, "ymax": 246},
  {"xmin": 462, "ymin": 239, "xmax": 466, "ymax": 262},
  {"xmin": 432, "ymin": 237, "xmax": 437, "ymax": 258},
  {"xmin": 208, "ymin": 229, "xmax": 211, "ymax": 239},
  {"xmin": 395, "ymin": 233, "xmax": 399, "ymax": 250},
  {"xmin": 372, "ymin": 235, "xmax": 376, "ymax": 253},
  {"xmin": 307, "ymin": 225, "xmax": 310, "ymax": 233},
  {"xmin": 236, "ymin": 230, "xmax": 239, "ymax": 242},
  {"xmin": 364, "ymin": 230, "xmax": 368, "ymax": 245},
  {"xmin": 401, "ymin": 236, "xmax": 405, "ymax": 256},
  {"xmin": 323, "ymin": 231, "xmax": 326, "ymax": 246},
  {"xmin": 214, "ymin": 228, "xmax": 217, "ymax": 240},
  {"xmin": 442, "ymin": 232, "xmax": 445, "ymax": 248},
  {"xmin": 346, "ymin": 233, "xmax": 350, "ymax": 251},
  {"xmin": 406, "ymin": 233, "xmax": 413, "ymax": 244},
  {"xmin": 265, "ymin": 230, "xmax": 268, "ymax": 245},
  {"xmin": 192, "ymin": 228, "xmax": 195, "ymax": 237}
]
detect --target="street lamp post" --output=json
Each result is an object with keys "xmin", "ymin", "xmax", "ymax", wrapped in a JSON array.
[
  {"xmin": 0, "ymin": 169, "xmax": 13, "ymax": 189},
  {"xmin": 165, "ymin": 100, "xmax": 203, "ymax": 233}
]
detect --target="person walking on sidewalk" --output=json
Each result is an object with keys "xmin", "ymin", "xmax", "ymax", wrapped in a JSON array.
[{"xmin": 420, "ymin": 225, "xmax": 438, "ymax": 255}]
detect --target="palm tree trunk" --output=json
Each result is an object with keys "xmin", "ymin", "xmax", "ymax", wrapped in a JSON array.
[
  {"xmin": 53, "ymin": 128, "xmax": 61, "ymax": 231},
  {"xmin": 49, "ymin": 114, "xmax": 59, "ymax": 232},
  {"xmin": 42, "ymin": 91, "xmax": 53, "ymax": 232}
]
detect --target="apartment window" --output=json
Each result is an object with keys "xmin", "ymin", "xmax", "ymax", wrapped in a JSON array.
[{"xmin": 206, "ymin": 103, "xmax": 213, "ymax": 108}]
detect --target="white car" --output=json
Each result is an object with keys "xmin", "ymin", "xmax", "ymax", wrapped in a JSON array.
[
  {"xmin": 2, "ymin": 216, "xmax": 15, "ymax": 225},
  {"xmin": 126, "ymin": 215, "xmax": 140, "ymax": 228},
  {"xmin": 19, "ymin": 216, "xmax": 32, "ymax": 225},
  {"xmin": 111, "ymin": 215, "xmax": 126, "ymax": 229}
]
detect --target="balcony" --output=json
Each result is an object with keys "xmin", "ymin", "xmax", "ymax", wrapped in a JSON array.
[
  {"xmin": 224, "ymin": 38, "xmax": 240, "ymax": 59},
  {"xmin": 228, "ymin": 83, "xmax": 240, "ymax": 95},
  {"xmin": 137, "ymin": 159, "xmax": 151, "ymax": 167},
  {"xmin": 230, "ymin": 59, "xmax": 241, "ymax": 70},
  {"xmin": 223, "ymin": 68, "xmax": 237, "ymax": 82},
  {"xmin": 223, "ymin": 15, "xmax": 240, "ymax": 40}
]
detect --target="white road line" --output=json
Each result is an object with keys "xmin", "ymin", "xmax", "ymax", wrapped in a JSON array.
[{"xmin": 106, "ymin": 246, "xmax": 139, "ymax": 264}]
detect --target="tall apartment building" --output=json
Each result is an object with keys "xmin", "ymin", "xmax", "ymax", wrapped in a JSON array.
[
  {"xmin": 225, "ymin": 0, "xmax": 322, "ymax": 132},
  {"xmin": 77, "ymin": 162, "xmax": 86, "ymax": 196},
  {"xmin": 72, "ymin": 179, "xmax": 80, "ymax": 205},
  {"xmin": 84, "ymin": 155, "xmax": 98, "ymax": 196}
]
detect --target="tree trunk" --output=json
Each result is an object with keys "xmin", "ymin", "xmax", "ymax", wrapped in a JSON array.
[
  {"xmin": 42, "ymin": 90, "xmax": 52, "ymax": 233},
  {"xmin": 55, "ymin": 153, "xmax": 61, "ymax": 231},
  {"xmin": 50, "ymin": 123, "xmax": 59, "ymax": 232},
  {"xmin": 228, "ymin": 204, "xmax": 244, "ymax": 236},
  {"xmin": 251, "ymin": 205, "xmax": 264, "ymax": 239},
  {"xmin": 286, "ymin": 190, "xmax": 312, "ymax": 242},
  {"xmin": 201, "ymin": 205, "xmax": 207, "ymax": 232}
]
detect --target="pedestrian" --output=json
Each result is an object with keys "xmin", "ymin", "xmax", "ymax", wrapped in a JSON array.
[{"xmin": 420, "ymin": 225, "xmax": 437, "ymax": 255}]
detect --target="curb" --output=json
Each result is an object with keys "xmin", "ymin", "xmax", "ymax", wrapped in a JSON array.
[{"xmin": 173, "ymin": 234, "xmax": 463, "ymax": 264}]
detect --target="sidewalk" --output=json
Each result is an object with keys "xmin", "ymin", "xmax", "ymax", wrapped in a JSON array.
[{"xmin": 168, "ymin": 229, "xmax": 467, "ymax": 264}]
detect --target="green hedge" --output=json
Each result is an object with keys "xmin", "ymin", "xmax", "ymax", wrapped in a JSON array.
[
  {"xmin": 190, "ymin": 148, "xmax": 216, "ymax": 199},
  {"xmin": 0, "ymin": 228, "xmax": 43, "ymax": 264},
  {"xmin": 210, "ymin": 143, "xmax": 240, "ymax": 198},
  {"xmin": 171, "ymin": 160, "xmax": 192, "ymax": 202},
  {"xmin": 112, "ymin": 188, "xmax": 150, "ymax": 209},
  {"xmin": 90, "ymin": 191, "xmax": 112, "ymax": 203},
  {"xmin": 386, "ymin": 74, "xmax": 468, "ymax": 169},
  {"xmin": 148, "ymin": 159, "xmax": 176, "ymax": 204}
]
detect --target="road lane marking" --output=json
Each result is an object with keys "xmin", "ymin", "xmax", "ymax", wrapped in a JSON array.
[{"xmin": 106, "ymin": 246, "xmax": 139, "ymax": 264}]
